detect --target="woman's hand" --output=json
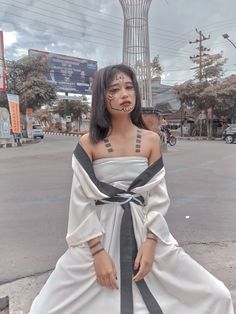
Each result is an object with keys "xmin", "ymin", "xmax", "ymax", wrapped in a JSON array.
[
  {"xmin": 93, "ymin": 250, "xmax": 119, "ymax": 290},
  {"xmin": 133, "ymin": 238, "xmax": 157, "ymax": 282}
]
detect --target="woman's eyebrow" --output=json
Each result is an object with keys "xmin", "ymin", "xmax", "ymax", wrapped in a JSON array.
[
  {"xmin": 108, "ymin": 81, "xmax": 133, "ymax": 88},
  {"xmin": 108, "ymin": 83, "xmax": 120, "ymax": 88}
]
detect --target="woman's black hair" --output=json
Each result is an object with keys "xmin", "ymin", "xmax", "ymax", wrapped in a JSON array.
[{"xmin": 89, "ymin": 63, "xmax": 148, "ymax": 144}]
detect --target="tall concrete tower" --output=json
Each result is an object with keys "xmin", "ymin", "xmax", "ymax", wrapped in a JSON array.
[{"xmin": 119, "ymin": 0, "xmax": 152, "ymax": 107}]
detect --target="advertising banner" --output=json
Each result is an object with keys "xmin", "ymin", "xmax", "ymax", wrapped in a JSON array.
[
  {"xmin": 0, "ymin": 107, "xmax": 10, "ymax": 138},
  {"xmin": 28, "ymin": 49, "xmax": 97, "ymax": 95},
  {"xmin": 0, "ymin": 31, "xmax": 6, "ymax": 92},
  {"xmin": 7, "ymin": 94, "xmax": 21, "ymax": 133}
]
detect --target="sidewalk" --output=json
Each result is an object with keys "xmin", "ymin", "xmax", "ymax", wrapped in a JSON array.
[{"xmin": 0, "ymin": 242, "xmax": 235, "ymax": 313}]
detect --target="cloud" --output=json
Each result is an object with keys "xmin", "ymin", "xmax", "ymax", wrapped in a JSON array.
[
  {"xmin": 0, "ymin": 0, "xmax": 236, "ymax": 85},
  {"xmin": 3, "ymin": 31, "xmax": 18, "ymax": 47}
]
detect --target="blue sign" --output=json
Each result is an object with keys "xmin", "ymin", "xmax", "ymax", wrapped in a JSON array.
[{"xmin": 29, "ymin": 49, "xmax": 97, "ymax": 95}]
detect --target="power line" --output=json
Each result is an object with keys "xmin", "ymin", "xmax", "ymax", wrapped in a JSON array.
[
  {"xmin": 0, "ymin": 10, "xmax": 198, "ymax": 58},
  {"xmin": 4, "ymin": 0, "xmax": 232, "ymax": 59},
  {"xmin": 0, "ymin": 1, "xmax": 123, "ymax": 40},
  {"xmin": 2, "ymin": 0, "xmax": 193, "ymax": 45}
]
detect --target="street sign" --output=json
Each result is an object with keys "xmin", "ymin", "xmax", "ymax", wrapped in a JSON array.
[{"xmin": 66, "ymin": 115, "xmax": 71, "ymax": 123}]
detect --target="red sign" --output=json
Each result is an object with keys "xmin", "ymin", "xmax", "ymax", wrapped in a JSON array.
[{"xmin": 0, "ymin": 31, "xmax": 6, "ymax": 92}]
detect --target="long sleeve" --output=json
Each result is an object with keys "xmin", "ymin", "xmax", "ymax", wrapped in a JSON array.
[
  {"xmin": 66, "ymin": 171, "xmax": 105, "ymax": 247},
  {"xmin": 144, "ymin": 175, "xmax": 177, "ymax": 245}
]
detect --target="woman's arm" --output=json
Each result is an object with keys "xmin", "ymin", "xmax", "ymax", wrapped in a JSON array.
[
  {"xmin": 133, "ymin": 132, "xmax": 161, "ymax": 282},
  {"xmin": 80, "ymin": 135, "xmax": 118, "ymax": 289}
]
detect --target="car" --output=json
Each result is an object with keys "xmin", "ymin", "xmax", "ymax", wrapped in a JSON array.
[
  {"xmin": 32, "ymin": 124, "xmax": 44, "ymax": 139},
  {"xmin": 222, "ymin": 124, "xmax": 236, "ymax": 144}
]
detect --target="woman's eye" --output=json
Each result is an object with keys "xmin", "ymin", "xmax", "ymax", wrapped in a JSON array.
[
  {"xmin": 126, "ymin": 85, "xmax": 134, "ymax": 90},
  {"xmin": 109, "ymin": 88, "xmax": 119, "ymax": 94}
]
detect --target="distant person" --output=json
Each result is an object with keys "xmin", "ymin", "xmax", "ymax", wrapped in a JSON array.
[
  {"xmin": 29, "ymin": 64, "xmax": 234, "ymax": 314},
  {"xmin": 160, "ymin": 116, "xmax": 167, "ymax": 144},
  {"xmin": 157, "ymin": 116, "xmax": 167, "ymax": 144}
]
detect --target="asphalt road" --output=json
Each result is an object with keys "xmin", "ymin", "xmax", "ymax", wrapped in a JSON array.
[{"xmin": 0, "ymin": 135, "xmax": 236, "ymax": 284}]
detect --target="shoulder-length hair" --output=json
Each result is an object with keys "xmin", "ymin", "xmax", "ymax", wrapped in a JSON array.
[{"xmin": 89, "ymin": 64, "xmax": 148, "ymax": 143}]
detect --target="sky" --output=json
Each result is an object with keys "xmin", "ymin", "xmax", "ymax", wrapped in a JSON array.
[{"xmin": 0, "ymin": 0, "xmax": 236, "ymax": 86}]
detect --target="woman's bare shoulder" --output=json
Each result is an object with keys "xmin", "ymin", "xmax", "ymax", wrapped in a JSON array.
[
  {"xmin": 79, "ymin": 133, "xmax": 93, "ymax": 161},
  {"xmin": 141, "ymin": 129, "xmax": 161, "ymax": 164},
  {"xmin": 142, "ymin": 129, "xmax": 161, "ymax": 143}
]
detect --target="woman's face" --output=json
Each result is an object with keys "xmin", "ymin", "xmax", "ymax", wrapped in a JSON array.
[{"xmin": 105, "ymin": 71, "xmax": 136, "ymax": 116}]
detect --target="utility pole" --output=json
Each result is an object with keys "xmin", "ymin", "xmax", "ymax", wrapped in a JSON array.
[
  {"xmin": 222, "ymin": 33, "xmax": 236, "ymax": 123},
  {"xmin": 189, "ymin": 28, "xmax": 210, "ymax": 82}
]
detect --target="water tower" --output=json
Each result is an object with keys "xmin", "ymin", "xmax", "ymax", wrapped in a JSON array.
[{"xmin": 119, "ymin": 0, "xmax": 152, "ymax": 107}]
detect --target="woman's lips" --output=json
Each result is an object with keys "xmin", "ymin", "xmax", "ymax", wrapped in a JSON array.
[{"xmin": 120, "ymin": 101, "xmax": 131, "ymax": 107}]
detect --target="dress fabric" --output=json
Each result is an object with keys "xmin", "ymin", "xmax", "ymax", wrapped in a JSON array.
[{"xmin": 29, "ymin": 145, "xmax": 234, "ymax": 314}]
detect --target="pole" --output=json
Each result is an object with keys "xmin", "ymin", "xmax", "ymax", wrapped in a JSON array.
[
  {"xmin": 222, "ymin": 33, "xmax": 236, "ymax": 123},
  {"xmin": 199, "ymin": 30, "xmax": 203, "ymax": 82},
  {"xmin": 189, "ymin": 29, "xmax": 210, "ymax": 82},
  {"xmin": 222, "ymin": 33, "xmax": 236, "ymax": 49},
  {"xmin": 65, "ymin": 92, "xmax": 69, "ymax": 132}
]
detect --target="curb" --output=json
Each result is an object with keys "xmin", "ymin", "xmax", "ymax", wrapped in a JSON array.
[
  {"xmin": 177, "ymin": 136, "xmax": 223, "ymax": 141},
  {"xmin": 0, "ymin": 142, "xmax": 18, "ymax": 148},
  {"xmin": 45, "ymin": 131, "xmax": 82, "ymax": 137},
  {"xmin": 0, "ymin": 139, "xmax": 41, "ymax": 148}
]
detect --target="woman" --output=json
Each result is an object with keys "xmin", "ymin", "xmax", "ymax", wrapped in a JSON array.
[{"xmin": 29, "ymin": 64, "xmax": 234, "ymax": 314}]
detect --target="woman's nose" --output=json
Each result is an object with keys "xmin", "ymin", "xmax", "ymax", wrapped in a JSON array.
[{"xmin": 121, "ymin": 87, "xmax": 128, "ymax": 98}]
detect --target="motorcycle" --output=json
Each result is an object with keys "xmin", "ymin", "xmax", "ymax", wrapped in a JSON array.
[{"xmin": 162, "ymin": 127, "xmax": 177, "ymax": 146}]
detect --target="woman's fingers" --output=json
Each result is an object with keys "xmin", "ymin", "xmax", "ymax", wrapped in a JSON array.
[
  {"xmin": 134, "ymin": 250, "xmax": 142, "ymax": 270},
  {"xmin": 109, "ymin": 273, "xmax": 119, "ymax": 289},
  {"xmin": 97, "ymin": 273, "xmax": 118, "ymax": 289},
  {"xmin": 112, "ymin": 264, "xmax": 119, "ymax": 289},
  {"xmin": 112, "ymin": 262, "xmax": 117, "ymax": 280},
  {"xmin": 133, "ymin": 260, "xmax": 151, "ymax": 282}
]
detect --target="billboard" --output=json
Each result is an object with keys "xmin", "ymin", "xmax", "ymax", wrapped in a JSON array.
[
  {"xmin": 0, "ymin": 31, "xmax": 6, "ymax": 92},
  {"xmin": 28, "ymin": 49, "xmax": 97, "ymax": 95}
]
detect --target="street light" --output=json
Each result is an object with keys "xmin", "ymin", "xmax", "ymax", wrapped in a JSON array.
[{"xmin": 222, "ymin": 33, "xmax": 236, "ymax": 50}]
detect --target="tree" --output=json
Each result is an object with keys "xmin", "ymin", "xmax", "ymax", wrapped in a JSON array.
[
  {"xmin": 6, "ymin": 56, "xmax": 57, "ymax": 113},
  {"xmin": 54, "ymin": 97, "xmax": 89, "ymax": 131},
  {"xmin": 0, "ymin": 92, "xmax": 8, "ymax": 108},
  {"xmin": 150, "ymin": 55, "xmax": 163, "ymax": 78},
  {"xmin": 32, "ymin": 108, "xmax": 54, "ymax": 130},
  {"xmin": 204, "ymin": 75, "xmax": 236, "ymax": 121},
  {"xmin": 174, "ymin": 52, "xmax": 228, "ymax": 137},
  {"xmin": 191, "ymin": 52, "xmax": 227, "ymax": 82}
]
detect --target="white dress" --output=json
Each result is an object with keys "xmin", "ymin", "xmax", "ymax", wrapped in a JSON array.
[{"xmin": 29, "ymin": 143, "xmax": 234, "ymax": 314}]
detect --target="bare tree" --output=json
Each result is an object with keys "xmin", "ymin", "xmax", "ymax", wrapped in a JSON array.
[{"xmin": 150, "ymin": 55, "xmax": 163, "ymax": 78}]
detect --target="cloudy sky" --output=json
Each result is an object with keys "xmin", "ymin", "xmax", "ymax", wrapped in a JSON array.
[{"xmin": 0, "ymin": 0, "xmax": 236, "ymax": 85}]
